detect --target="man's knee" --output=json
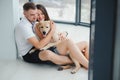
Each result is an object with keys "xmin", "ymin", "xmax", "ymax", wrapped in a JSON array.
[{"xmin": 38, "ymin": 50, "xmax": 52, "ymax": 61}]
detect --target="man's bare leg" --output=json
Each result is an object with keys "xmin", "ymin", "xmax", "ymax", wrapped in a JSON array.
[{"xmin": 39, "ymin": 50, "xmax": 73, "ymax": 65}]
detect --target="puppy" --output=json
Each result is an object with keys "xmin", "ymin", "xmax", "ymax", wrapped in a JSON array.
[
  {"xmin": 29, "ymin": 21, "xmax": 60, "ymax": 53},
  {"xmin": 31, "ymin": 21, "xmax": 81, "ymax": 74},
  {"xmin": 36, "ymin": 21, "xmax": 59, "ymax": 42},
  {"xmin": 36, "ymin": 21, "xmax": 60, "ymax": 49}
]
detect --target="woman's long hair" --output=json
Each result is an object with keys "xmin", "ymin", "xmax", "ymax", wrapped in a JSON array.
[{"xmin": 36, "ymin": 4, "xmax": 50, "ymax": 21}]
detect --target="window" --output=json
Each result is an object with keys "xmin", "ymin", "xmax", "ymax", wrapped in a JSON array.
[
  {"xmin": 29, "ymin": 0, "xmax": 91, "ymax": 26},
  {"xmin": 81, "ymin": 0, "xmax": 91, "ymax": 23}
]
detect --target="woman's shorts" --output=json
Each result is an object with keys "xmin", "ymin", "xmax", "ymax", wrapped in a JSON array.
[{"xmin": 22, "ymin": 46, "xmax": 59, "ymax": 64}]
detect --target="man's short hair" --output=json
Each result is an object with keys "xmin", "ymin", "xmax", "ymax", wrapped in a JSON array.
[{"xmin": 23, "ymin": 2, "xmax": 36, "ymax": 11}]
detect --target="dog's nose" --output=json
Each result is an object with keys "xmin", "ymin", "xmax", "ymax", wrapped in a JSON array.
[{"xmin": 43, "ymin": 31, "xmax": 46, "ymax": 35}]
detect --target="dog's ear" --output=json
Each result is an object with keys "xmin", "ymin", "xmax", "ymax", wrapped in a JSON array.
[
  {"xmin": 46, "ymin": 20, "xmax": 50, "ymax": 24},
  {"xmin": 35, "ymin": 22, "xmax": 40, "ymax": 28},
  {"xmin": 36, "ymin": 22, "xmax": 43, "ymax": 30},
  {"xmin": 39, "ymin": 21, "xmax": 44, "ymax": 24},
  {"xmin": 44, "ymin": 21, "xmax": 50, "ymax": 25}
]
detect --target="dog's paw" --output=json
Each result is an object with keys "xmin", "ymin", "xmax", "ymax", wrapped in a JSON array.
[
  {"xmin": 71, "ymin": 70, "xmax": 77, "ymax": 74},
  {"xmin": 57, "ymin": 67, "xmax": 63, "ymax": 71},
  {"xmin": 71, "ymin": 66, "xmax": 80, "ymax": 74}
]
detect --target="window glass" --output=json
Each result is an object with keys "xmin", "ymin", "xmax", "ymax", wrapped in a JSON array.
[
  {"xmin": 19, "ymin": 0, "xmax": 91, "ymax": 25},
  {"xmin": 33, "ymin": 0, "xmax": 76, "ymax": 22},
  {"xmin": 81, "ymin": 0, "xmax": 91, "ymax": 23}
]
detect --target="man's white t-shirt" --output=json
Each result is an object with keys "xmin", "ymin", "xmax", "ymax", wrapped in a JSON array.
[{"xmin": 15, "ymin": 17, "xmax": 36, "ymax": 56}]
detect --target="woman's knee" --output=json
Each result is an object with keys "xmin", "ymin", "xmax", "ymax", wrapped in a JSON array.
[
  {"xmin": 77, "ymin": 41, "xmax": 89, "ymax": 48},
  {"xmin": 64, "ymin": 38, "xmax": 74, "ymax": 45},
  {"xmin": 80, "ymin": 41, "xmax": 88, "ymax": 45},
  {"xmin": 57, "ymin": 39, "xmax": 76, "ymax": 55}
]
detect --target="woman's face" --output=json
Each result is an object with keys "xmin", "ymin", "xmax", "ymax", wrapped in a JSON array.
[{"xmin": 37, "ymin": 9, "xmax": 45, "ymax": 21}]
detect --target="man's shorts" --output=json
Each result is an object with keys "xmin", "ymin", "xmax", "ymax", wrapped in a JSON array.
[{"xmin": 22, "ymin": 46, "xmax": 59, "ymax": 64}]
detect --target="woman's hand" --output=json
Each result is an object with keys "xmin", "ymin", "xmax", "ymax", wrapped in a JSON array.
[
  {"xmin": 58, "ymin": 31, "xmax": 68, "ymax": 40},
  {"xmin": 50, "ymin": 20, "xmax": 56, "ymax": 34}
]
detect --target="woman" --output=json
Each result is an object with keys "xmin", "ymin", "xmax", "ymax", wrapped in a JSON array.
[{"xmin": 35, "ymin": 4, "xmax": 89, "ymax": 69}]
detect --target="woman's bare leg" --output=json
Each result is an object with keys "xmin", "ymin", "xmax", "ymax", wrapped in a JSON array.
[
  {"xmin": 76, "ymin": 41, "xmax": 89, "ymax": 60},
  {"xmin": 56, "ymin": 39, "xmax": 89, "ymax": 69}
]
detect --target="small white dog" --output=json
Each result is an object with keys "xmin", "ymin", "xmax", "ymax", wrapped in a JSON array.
[{"xmin": 30, "ymin": 21, "xmax": 81, "ymax": 74}]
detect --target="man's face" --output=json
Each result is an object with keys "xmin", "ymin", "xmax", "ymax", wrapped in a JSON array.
[{"xmin": 24, "ymin": 9, "xmax": 37, "ymax": 22}]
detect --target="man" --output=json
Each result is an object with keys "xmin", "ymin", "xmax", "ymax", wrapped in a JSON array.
[{"xmin": 15, "ymin": 2, "xmax": 88, "ymax": 69}]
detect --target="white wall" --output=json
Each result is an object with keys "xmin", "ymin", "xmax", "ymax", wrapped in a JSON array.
[{"xmin": 0, "ymin": 0, "xmax": 19, "ymax": 60}]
